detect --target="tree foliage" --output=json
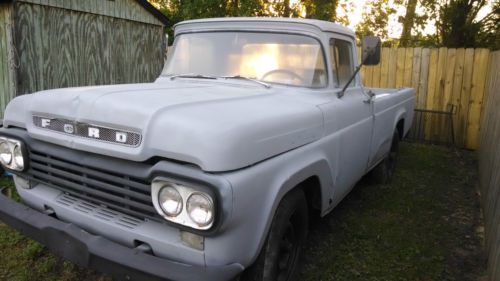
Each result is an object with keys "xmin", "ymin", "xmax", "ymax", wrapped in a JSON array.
[
  {"xmin": 403, "ymin": 0, "xmax": 499, "ymax": 49},
  {"xmin": 355, "ymin": 0, "xmax": 397, "ymax": 40},
  {"xmin": 435, "ymin": 0, "xmax": 499, "ymax": 49},
  {"xmin": 151, "ymin": 0, "xmax": 343, "ymax": 43},
  {"xmin": 150, "ymin": 0, "xmax": 499, "ymax": 49},
  {"xmin": 301, "ymin": 0, "xmax": 338, "ymax": 21}
]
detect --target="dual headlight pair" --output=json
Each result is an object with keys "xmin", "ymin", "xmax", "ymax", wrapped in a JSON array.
[
  {"xmin": 152, "ymin": 180, "xmax": 215, "ymax": 230},
  {"xmin": 0, "ymin": 137, "xmax": 25, "ymax": 171}
]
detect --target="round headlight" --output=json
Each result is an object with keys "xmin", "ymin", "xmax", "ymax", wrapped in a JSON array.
[
  {"xmin": 0, "ymin": 141, "xmax": 12, "ymax": 166},
  {"xmin": 13, "ymin": 144, "xmax": 24, "ymax": 170},
  {"xmin": 187, "ymin": 193, "xmax": 214, "ymax": 227},
  {"xmin": 158, "ymin": 185, "xmax": 183, "ymax": 217}
]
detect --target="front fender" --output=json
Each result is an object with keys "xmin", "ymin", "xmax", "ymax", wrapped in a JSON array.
[{"xmin": 204, "ymin": 145, "xmax": 334, "ymax": 268}]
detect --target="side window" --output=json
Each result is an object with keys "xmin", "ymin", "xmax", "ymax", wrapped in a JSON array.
[{"xmin": 329, "ymin": 39, "xmax": 354, "ymax": 88}]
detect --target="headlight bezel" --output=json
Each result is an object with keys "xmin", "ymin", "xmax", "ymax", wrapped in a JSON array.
[
  {"xmin": 0, "ymin": 136, "xmax": 27, "ymax": 172},
  {"xmin": 151, "ymin": 178, "xmax": 218, "ymax": 232}
]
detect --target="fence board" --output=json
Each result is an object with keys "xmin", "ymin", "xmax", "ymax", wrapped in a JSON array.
[
  {"xmin": 439, "ymin": 49, "xmax": 456, "ymax": 141},
  {"xmin": 450, "ymin": 49, "xmax": 465, "ymax": 143},
  {"xmin": 379, "ymin": 48, "xmax": 390, "ymax": 88},
  {"xmin": 429, "ymin": 48, "xmax": 447, "ymax": 140},
  {"xmin": 411, "ymin": 47, "xmax": 421, "ymax": 96},
  {"xmin": 457, "ymin": 48, "xmax": 475, "ymax": 147},
  {"xmin": 395, "ymin": 48, "xmax": 405, "ymax": 87},
  {"xmin": 424, "ymin": 48, "xmax": 439, "ymax": 139},
  {"xmin": 479, "ymin": 50, "xmax": 500, "ymax": 281},
  {"xmin": 443, "ymin": 49, "xmax": 456, "ymax": 109},
  {"xmin": 388, "ymin": 48, "xmax": 397, "ymax": 88},
  {"xmin": 417, "ymin": 48, "xmax": 430, "ymax": 110},
  {"xmin": 403, "ymin": 48, "xmax": 413, "ymax": 87},
  {"xmin": 466, "ymin": 49, "xmax": 490, "ymax": 149},
  {"xmin": 371, "ymin": 54, "xmax": 381, "ymax": 88}
]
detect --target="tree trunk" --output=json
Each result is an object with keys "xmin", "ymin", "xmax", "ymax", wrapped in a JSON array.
[
  {"xmin": 284, "ymin": 0, "xmax": 291, "ymax": 17},
  {"xmin": 400, "ymin": 0, "xmax": 418, "ymax": 47}
]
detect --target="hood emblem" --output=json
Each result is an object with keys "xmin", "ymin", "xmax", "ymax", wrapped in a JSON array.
[
  {"xmin": 33, "ymin": 116, "xmax": 141, "ymax": 147},
  {"xmin": 63, "ymin": 124, "xmax": 75, "ymax": 134}
]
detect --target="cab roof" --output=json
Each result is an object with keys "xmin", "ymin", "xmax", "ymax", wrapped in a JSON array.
[{"xmin": 175, "ymin": 17, "xmax": 356, "ymax": 38}]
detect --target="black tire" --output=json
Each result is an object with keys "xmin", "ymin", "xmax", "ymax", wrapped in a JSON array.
[
  {"xmin": 241, "ymin": 188, "xmax": 308, "ymax": 281},
  {"xmin": 371, "ymin": 131, "xmax": 400, "ymax": 184}
]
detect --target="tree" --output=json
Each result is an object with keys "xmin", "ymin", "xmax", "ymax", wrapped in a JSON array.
[
  {"xmin": 439, "ymin": 0, "xmax": 484, "ymax": 47},
  {"xmin": 421, "ymin": 0, "xmax": 499, "ymax": 49},
  {"xmin": 356, "ymin": 0, "xmax": 397, "ymax": 40},
  {"xmin": 475, "ymin": 0, "xmax": 499, "ymax": 49}
]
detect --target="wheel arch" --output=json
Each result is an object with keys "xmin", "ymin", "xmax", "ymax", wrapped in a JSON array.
[
  {"xmin": 245, "ymin": 158, "xmax": 334, "ymax": 266},
  {"xmin": 272, "ymin": 159, "xmax": 333, "ymax": 219},
  {"xmin": 396, "ymin": 118, "xmax": 405, "ymax": 139},
  {"xmin": 394, "ymin": 108, "xmax": 407, "ymax": 139}
]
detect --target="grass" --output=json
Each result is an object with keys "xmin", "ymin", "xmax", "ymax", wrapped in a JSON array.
[
  {"xmin": 300, "ymin": 142, "xmax": 485, "ymax": 281},
  {"xmin": 0, "ymin": 143, "xmax": 486, "ymax": 280}
]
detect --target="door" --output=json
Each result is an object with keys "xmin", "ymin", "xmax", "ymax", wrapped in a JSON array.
[{"xmin": 321, "ymin": 38, "xmax": 374, "ymax": 205}]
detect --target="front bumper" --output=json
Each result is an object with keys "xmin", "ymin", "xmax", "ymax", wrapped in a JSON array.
[{"xmin": 0, "ymin": 190, "xmax": 243, "ymax": 281}]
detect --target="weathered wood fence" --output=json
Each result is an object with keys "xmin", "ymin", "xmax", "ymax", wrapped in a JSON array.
[
  {"xmin": 478, "ymin": 50, "xmax": 500, "ymax": 281},
  {"xmin": 359, "ymin": 47, "xmax": 492, "ymax": 150}
]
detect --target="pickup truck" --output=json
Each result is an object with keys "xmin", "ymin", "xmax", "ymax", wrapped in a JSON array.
[{"xmin": 0, "ymin": 18, "xmax": 415, "ymax": 281}]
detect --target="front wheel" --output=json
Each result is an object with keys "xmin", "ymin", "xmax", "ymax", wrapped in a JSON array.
[{"xmin": 241, "ymin": 188, "xmax": 308, "ymax": 281}]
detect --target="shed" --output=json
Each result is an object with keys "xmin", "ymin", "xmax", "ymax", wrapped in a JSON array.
[{"xmin": 0, "ymin": 0, "xmax": 169, "ymax": 117}]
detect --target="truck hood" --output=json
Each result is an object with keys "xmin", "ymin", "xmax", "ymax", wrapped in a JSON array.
[{"xmin": 3, "ymin": 81, "xmax": 324, "ymax": 171}]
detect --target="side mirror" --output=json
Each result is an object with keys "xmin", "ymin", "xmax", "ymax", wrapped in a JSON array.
[{"xmin": 361, "ymin": 36, "xmax": 381, "ymax": 66}]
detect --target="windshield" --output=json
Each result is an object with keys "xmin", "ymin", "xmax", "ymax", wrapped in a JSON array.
[{"xmin": 163, "ymin": 32, "xmax": 327, "ymax": 88}]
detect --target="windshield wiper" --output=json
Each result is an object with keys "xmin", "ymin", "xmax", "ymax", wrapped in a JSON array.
[
  {"xmin": 168, "ymin": 74, "xmax": 271, "ymax": 88},
  {"xmin": 221, "ymin": 75, "xmax": 271, "ymax": 89},
  {"xmin": 169, "ymin": 73, "xmax": 217, "ymax": 80}
]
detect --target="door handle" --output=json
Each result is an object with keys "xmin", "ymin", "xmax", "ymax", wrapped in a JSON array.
[{"xmin": 363, "ymin": 91, "xmax": 376, "ymax": 104}]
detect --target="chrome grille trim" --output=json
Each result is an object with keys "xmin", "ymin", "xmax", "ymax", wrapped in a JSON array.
[
  {"xmin": 56, "ymin": 194, "xmax": 144, "ymax": 229},
  {"xmin": 33, "ymin": 116, "xmax": 141, "ymax": 147}
]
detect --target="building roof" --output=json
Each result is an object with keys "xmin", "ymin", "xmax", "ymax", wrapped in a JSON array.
[
  {"xmin": 0, "ymin": 0, "xmax": 169, "ymax": 26},
  {"xmin": 136, "ymin": 0, "xmax": 169, "ymax": 26},
  {"xmin": 176, "ymin": 17, "xmax": 355, "ymax": 37}
]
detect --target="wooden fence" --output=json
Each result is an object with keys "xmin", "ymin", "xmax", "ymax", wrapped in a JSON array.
[
  {"xmin": 359, "ymin": 47, "xmax": 492, "ymax": 150},
  {"xmin": 478, "ymin": 50, "xmax": 500, "ymax": 281}
]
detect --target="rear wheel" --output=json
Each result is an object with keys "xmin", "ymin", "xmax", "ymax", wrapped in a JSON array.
[
  {"xmin": 241, "ymin": 188, "xmax": 308, "ymax": 281},
  {"xmin": 371, "ymin": 131, "xmax": 400, "ymax": 184}
]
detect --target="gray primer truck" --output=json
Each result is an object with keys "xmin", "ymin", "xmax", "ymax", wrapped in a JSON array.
[{"xmin": 0, "ymin": 18, "xmax": 415, "ymax": 281}]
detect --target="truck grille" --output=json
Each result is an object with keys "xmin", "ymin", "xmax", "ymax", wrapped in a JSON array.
[{"xmin": 27, "ymin": 150, "xmax": 160, "ymax": 222}]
